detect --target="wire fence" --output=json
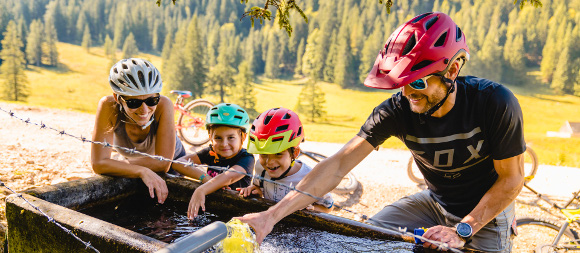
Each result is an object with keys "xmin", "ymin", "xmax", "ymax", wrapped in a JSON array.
[{"xmin": 0, "ymin": 106, "xmax": 463, "ymax": 253}]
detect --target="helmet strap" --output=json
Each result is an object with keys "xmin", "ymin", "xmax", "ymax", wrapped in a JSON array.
[
  {"xmin": 420, "ymin": 77, "xmax": 456, "ymax": 123},
  {"xmin": 270, "ymin": 160, "xmax": 295, "ymax": 181},
  {"xmin": 119, "ymin": 104, "xmax": 155, "ymax": 130}
]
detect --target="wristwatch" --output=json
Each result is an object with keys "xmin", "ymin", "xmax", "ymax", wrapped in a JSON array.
[{"xmin": 455, "ymin": 222, "xmax": 473, "ymax": 242}]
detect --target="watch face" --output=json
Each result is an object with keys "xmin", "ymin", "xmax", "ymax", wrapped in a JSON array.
[{"xmin": 456, "ymin": 223, "xmax": 472, "ymax": 237}]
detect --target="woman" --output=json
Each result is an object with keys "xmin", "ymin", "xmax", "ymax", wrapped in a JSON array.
[{"xmin": 91, "ymin": 58, "xmax": 185, "ymax": 204}]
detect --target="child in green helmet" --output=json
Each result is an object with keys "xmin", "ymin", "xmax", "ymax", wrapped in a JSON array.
[
  {"xmin": 238, "ymin": 107, "xmax": 333, "ymax": 213},
  {"xmin": 172, "ymin": 103, "xmax": 255, "ymax": 220}
]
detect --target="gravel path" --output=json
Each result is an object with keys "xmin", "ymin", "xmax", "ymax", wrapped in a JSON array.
[{"xmin": 1, "ymin": 101, "xmax": 579, "ymax": 252}]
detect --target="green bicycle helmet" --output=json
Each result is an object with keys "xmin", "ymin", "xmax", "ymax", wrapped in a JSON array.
[{"xmin": 205, "ymin": 103, "xmax": 251, "ymax": 132}]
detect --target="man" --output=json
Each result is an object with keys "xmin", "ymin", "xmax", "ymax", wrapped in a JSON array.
[{"xmin": 238, "ymin": 12, "xmax": 525, "ymax": 252}]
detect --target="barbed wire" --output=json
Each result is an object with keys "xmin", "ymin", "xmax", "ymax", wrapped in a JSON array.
[
  {"xmin": 0, "ymin": 179, "xmax": 100, "ymax": 252},
  {"xmin": 0, "ymin": 106, "xmax": 463, "ymax": 253}
]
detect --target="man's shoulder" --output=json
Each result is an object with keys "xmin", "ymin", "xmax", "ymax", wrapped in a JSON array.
[{"xmin": 459, "ymin": 76, "xmax": 515, "ymax": 100}]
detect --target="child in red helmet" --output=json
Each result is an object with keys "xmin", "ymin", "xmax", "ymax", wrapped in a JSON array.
[{"xmin": 238, "ymin": 108, "xmax": 333, "ymax": 213}]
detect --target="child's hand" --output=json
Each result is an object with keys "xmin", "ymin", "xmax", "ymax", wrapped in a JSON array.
[
  {"xmin": 237, "ymin": 185, "xmax": 262, "ymax": 198},
  {"xmin": 187, "ymin": 188, "xmax": 206, "ymax": 220}
]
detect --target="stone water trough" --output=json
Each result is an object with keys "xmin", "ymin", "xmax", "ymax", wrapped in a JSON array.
[{"xmin": 5, "ymin": 175, "xmax": 479, "ymax": 252}]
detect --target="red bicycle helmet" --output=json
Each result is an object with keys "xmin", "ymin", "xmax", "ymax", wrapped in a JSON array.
[
  {"xmin": 364, "ymin": 12, "xmax": 470, "ymax": 90},
  {"xmin": 247, "ymin": 108, "xmax": 304, "ymax": 154}
]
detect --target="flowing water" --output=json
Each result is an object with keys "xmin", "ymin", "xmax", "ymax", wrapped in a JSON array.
[{"xmin": 80, "ymin": 195, "xmax": 415, "ymax": 252}]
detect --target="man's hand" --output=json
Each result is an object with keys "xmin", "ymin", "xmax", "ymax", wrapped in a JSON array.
[
  {"xmin": 139, "ymin": 169, "xmax": 168, "ymax": 204},
  {"xmin": 422, "ymin": 225, "xmax": 465, "ymax": 250},
  {"xmin": 235, "ymin": 211, "xmax": 276, "ymax": 244}
]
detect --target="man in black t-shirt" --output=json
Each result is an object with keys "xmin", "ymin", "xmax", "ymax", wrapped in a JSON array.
[{"xmin": 238, "ymin": 12, "xmax": 525, "ymax": 252}]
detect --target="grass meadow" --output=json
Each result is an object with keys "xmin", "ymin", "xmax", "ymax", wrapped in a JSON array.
[{"xmin": 4, "ymin": 42, "xmax": 580, "ymax": 168}]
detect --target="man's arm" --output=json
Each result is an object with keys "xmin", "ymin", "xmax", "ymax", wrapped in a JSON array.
[
  {"xmin": 423, "ymin": 153, "xmax": 524, "ymax": 249},
  {"xmin": 463, "ymin": 153, "xmax": 524, "ymax": 233},
  {"xmin": 237, "ymin": 136, "xmax": 375, "ymax": 243}
]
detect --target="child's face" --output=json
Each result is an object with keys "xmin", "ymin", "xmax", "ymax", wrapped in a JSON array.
[
  {"xmin": 259, "ymin": 150, "xmax": 293, "ymax": 178},
  {"xmin": 210, "ymin": 126, "xmax": 243, "ymax": 159}
]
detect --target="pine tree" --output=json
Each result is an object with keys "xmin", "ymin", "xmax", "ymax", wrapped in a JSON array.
[
  {"xmin": 302, "ymin": 29, "xmax": 323, "ymax": 80},
  {"xmin": 294, "ymin": 38, "xmax": 305, "ymax": 77},
  {"xmin": 206, "ymin": 42, "xmax": 235, "ymax": 103},
  {"xmin": 122, "ymin": 32, "xmax": 138, "ymax": 59},
  {"xmin": 81, "ymin": 24, "xmax": 91, "ymax": 52},
  {"xmin": 25, "ymin": 19, "xmax": 43, "ymax": 66},
  {"xmin": 323, "ymin": 32, "xmax": 337, "ymax": 83},
  {"xmin": 359, "ymin": 19, "xmax": 385, "ymax": 83},
  {"xmin": 551, "ymin": 24, "xmax": 574, "ymax": 94},
  {"xmin": 334, "ymin": 24, "xmax": 357, "ymax": 88},
  {"xmin": 295, "ymin": 78, "xmax": 326, "ymax": 123},
  {"xmin": 104, "ymin": 35, "xmax": 114, "ymax": 58},
  {"xmin": 1, "ymin": 21, "xmax": 29, "ymax": 101},
  {"xmin": 264, "ymin": 31, "xmax": 281, "ymax": 79},
  {"xmin": 165, "ymin": 25, "xmax": 191, "ymax": 93},
  {"xmin": 185, "ymin": 16, "xmax": 207, "ymax": 98},
  {"xmin": 42, "ymin": 20, "xmax": 58, "ymax": 66},
  {"xmin": 233, "ymin": 61, "xmax": 258, "ymax": 117}
]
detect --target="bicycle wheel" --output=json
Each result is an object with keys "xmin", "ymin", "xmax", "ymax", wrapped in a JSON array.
[
  {"xmin": 297, "ymin": 151, "xmax": 360, "ymax": 194},
  {"xmin": 513, "ymin": 217, "xmax": 579, "ymax": 252},
  {"xmin": 407, "ymin": 156, "xmax": 425, "ymax": 185},
  {"xmin": 177, "ymin": 99, "xmax": 214, "ymax": 146},
  {"xmin": 523, "ymin": 145, "xmax": 539, "ymax": 183}
]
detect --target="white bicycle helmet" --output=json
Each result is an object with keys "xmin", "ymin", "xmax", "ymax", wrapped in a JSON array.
[{"xmin": 109, "ymin": 58, "xmax": 162, "ymax": 96}]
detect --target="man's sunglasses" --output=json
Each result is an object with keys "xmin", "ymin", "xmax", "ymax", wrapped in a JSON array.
[
  {"xmin": 408, "ymin": 75, "xmax": 436, "ymax": 90},
  {"xmin": 120, "ymin": 96, "xmax": 160, "ymax": 109}
]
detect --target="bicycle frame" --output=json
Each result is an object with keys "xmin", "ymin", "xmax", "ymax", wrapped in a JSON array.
[
  {"xmin": 524, "ymin": 182, "xmax": 580, "ymax": 250},
  {"xmin": 172, "ymin": 94, "xmax": 204, "ymax": 130}
]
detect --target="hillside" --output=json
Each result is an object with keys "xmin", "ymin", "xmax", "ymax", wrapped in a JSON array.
[{"xmin": 3, "ymin": 42, "xmax": 580, "ymax": 167}]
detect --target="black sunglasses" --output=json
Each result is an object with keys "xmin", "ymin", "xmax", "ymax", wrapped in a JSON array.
[{"xmin": 120, "ymin": 96, "xmax": 160, "ymax": 109}]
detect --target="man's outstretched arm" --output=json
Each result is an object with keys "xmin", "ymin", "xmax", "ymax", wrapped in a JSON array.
[{"xmin": 236, "ymin": 136, "xmax": 375, "ymax": 243}]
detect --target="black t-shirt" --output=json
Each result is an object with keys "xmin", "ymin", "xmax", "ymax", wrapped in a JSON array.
[
  {"xmin": 197, "ymin": 147, "xmax": 254, "ymax": 189},
  {"xmin": 357, "ymin": 76, "xmax": 526, "ymax": 217}
]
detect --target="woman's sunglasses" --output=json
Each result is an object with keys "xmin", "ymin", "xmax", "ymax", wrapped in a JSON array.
[
  {"xmin": 120, "ymin": 96, "xmax": 160, "ymax": 109},
  {"xmin": 408, "ymin": 75, "xmax": 435, "ymax": 90}
]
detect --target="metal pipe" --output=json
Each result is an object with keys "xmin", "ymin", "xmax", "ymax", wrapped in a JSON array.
[{"xmin": 155, "ymin": 221, "xmax": 228, "ymax": 253}]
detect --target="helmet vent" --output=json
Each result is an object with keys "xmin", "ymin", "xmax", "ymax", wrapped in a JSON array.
[
  {"xmin": 149, "ymin": 71, "xmax": 153, "ymax": 83},
  {"xmin": 297, "ymin": 126, "xmax": 302, "ymax": 137},
  {"xmin": 434, "ymin": 32, "xmax": 447, "ymax": 47},
  {"xmin": 251, "ymin": 125, "xmax": 256, "ymax": 131},
  {"xmin": 137, "ymin": 71, "xmax": 146, "ymax": 86},
  {"xmin": 402, "ymin": 34, "xmax": 416, "ymax": 56},
  {"xmin": 249, "ymin": 136, "xmax": 255, "ymax": 141},
  {"xmin": 424, "ymin": 16, "xmax": 439, "ymax": 31},
  {"xmin": 264, "ymin": 115, "xmax": 273, "ymax": 125},
  {"xmin": 411, "ymin": 60, "xmax": 433, "ymax": 71},
  {"xmin": 234, "ymin": 115, "xmax": 243, "ymax": 120},
  {"xmin": 210, "ymin": 113, "xmax": 219, "ymax": 118},
  {"xmin": 127, "ymin": 74, "xmax": 137, "ymax": 87},
  {"xmin": 282, "ymin": 113, "xmax": 291, "ymax": 119},
  {"xmin": 131, "ymin": 59, "xmax": 137, "ymax": 65},
  {"xmin": 144, "ymin": 61, "xmax": 150, "ymax": 67},
  {"xmin": 411, "ymin": 13, "xmax": 432, "ymax": 23},
  {"xmin": 237, "ymin": 109, "xmax": 246, "ymax": 113},
  {"xmin": 456, "ymin": 26, "xmax": 463, "ymax": 42},
  {"xmin": 122, "ymin": 63, "xmax": 129, "ymax": 69},
  {"xmin": 275, "ymin": 124, "xmax": 289, "ymax": 132},
  {"xmin": 114, "ymin": 68, "xmax": 119, "ymax": 74},
  {"xmin": 272, "ymin": 136, "xmax": 283, "ymax": 142}
]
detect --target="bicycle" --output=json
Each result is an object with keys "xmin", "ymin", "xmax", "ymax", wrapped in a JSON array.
[
  {"xmin": 170, "ymin": 90, "xmax": 214, "ymax": 146},
  {"xmin": 514, "ymin": 183, "xmax": 580, "ymax": 252},
  {"xmin": 297, "ymin": 150, "xmax": 360, "ymax": 194},
  {"xmin": 407, "ymin": 144, "xmax": 539, "ymax": 185}
]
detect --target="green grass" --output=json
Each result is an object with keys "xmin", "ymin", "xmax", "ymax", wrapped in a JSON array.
[{"xmin": 3, "ymin": 42, "xmax": 580, "ymax": 168}]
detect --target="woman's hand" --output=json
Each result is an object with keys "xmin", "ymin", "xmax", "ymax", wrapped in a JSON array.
[
  {"xmin": 187, "ymin": 187, "xmax": 207, "ymax": 219},
  {"xmin": 139, "ymin": 169, "xmax": 168, "ymax": 204},
  {"xmin": 237, "ymin": 185, "xmax": 262, "ymax": 198}
]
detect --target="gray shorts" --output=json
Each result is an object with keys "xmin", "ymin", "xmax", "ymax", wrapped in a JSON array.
[{"xmin": 366, "ymin": 190, "xmax": 515, "ymax": 252}]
